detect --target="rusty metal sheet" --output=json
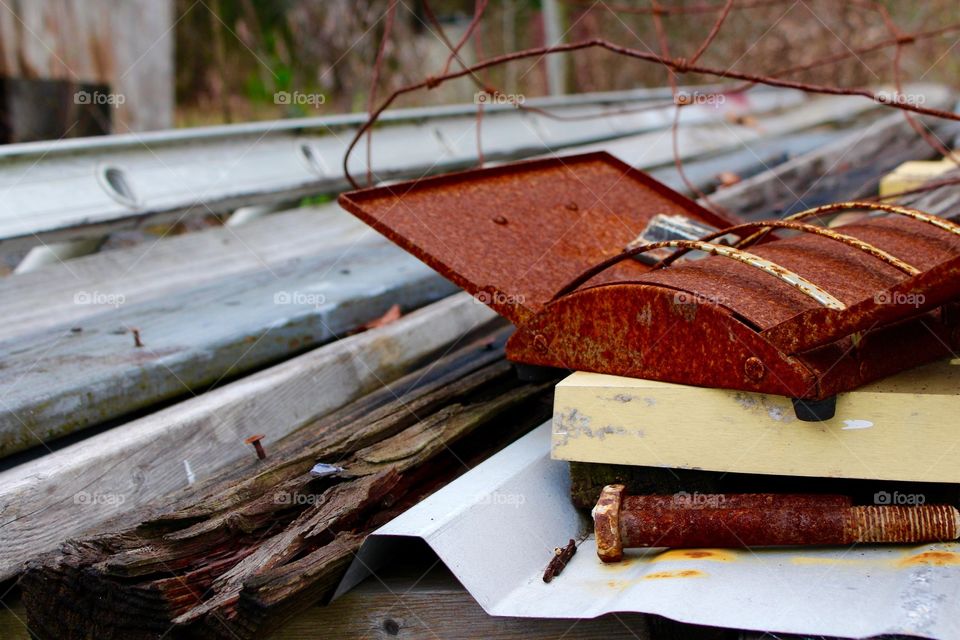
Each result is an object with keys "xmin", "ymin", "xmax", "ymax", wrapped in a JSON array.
[
  {"xmin": 338, "ymin": 152, "xmax": 731, "ymax": 325},
  {"xmin": 340, "ymin": 153, "xmax": 960, "ymax": 401}
]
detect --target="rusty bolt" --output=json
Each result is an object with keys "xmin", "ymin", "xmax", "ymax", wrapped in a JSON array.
[
  {"xmin": 594, "ymin": 485, "xmax": 960, "ymax": 562},
  {"xmin": 492, "ymin": 215, "xmax": 508, "ymax": 225},
  {"xmin": 132, "ymin": 328, "xmax": 144, "ymax": 348},
  {"xmin": 533, "ymin": 333, "xmax": 549, "ymax": 353},
  {"xmin": 743, "ymin": 356, "xmax": 765, "ymax": 382},
  {"xmin": 245, "ymin": 434, "xmax": 267, "ymax": 460}
]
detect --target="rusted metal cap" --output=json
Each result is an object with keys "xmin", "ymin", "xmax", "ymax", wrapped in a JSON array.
[
  {"xmin": 244, "ymin": 434, "xmax": 265, "ymax": 445},
  {"xmin": 593, "ymin": 484, "xmax": 625, "ymax": 563}
]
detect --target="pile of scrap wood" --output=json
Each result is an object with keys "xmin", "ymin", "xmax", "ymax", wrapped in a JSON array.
[{"xmin": 21, "ymin": 326, "xmax": 557, "ymax": 638}]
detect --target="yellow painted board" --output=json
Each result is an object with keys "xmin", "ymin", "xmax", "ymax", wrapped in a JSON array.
[
  {"xmin": 879, "ymin": 157, "xmax": 955, "ymax": 197},
  {"xmin": 552, "ymin": 358, "xmax": 960, "ymax": 482}
]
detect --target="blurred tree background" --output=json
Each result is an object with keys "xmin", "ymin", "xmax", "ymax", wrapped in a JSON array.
[{"xmin": 174, "ymin": 0, "xmax": 960, "ymax": 126}]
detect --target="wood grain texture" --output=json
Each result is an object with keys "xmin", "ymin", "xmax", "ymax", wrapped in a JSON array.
[
  {"xmin": 0, "ymin": 203, "xmax": 370, "ymax": 342},
  {"xmin": 704, "ymin": 108, "xmax": 960, "ymax": 220},
  {"xmin": 0, "ymin": 224, "xmax": 454, "ymax": 455},
  {"xmin": 552, "ymin": 359, "xmax": 960, "ymax": 482},
  {"xmin": 566, "ymin": 92, "xmax": 889, "ymax": 172},
  {"xmin": 0, "ymin": 293, "xmax": 497, "ymax": 582},
  {"xmin": 277, "ymin": 550, "xmax": 653, "ymax": 640},
  {"xmin": 20, "ymin": 328, "xmax": 556, "ymax": 639}
]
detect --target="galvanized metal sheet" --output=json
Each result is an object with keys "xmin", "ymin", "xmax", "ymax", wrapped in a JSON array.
[{"xmin": 339, "ymin": 424, "xmax": 960, "ymax": 639}]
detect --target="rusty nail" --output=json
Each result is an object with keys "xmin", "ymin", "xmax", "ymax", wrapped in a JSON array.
[
  {"xmin": 132, "ymin": 328, "xmax": 144, "ymax": 348},
  {"xmin": 492, "ymin": 215, "xmax": 508, "ymax": 225},
  {"xmin": 743, "ymin": 356, "xmax": 765, "ymax": 382},
  {"xmin": 245, "ymin": 434, "xmax": 267, "ymax": 460},
  {"xmin": 543, "ymin": 539, "xmax": 577, "ymax": 583},
  {"xmin": 594, "ymin": 485, "xmax": 960, "ymax": 562}
]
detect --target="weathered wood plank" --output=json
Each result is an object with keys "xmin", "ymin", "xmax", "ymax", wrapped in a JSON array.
[
  {"xmin": 704, "ymin": 110, "xmax": 960, "ymax": 219},
  {"xmin": 0, "ymin": 231, "xmax": 456, "ymax": 455},
  {"xmin": 553, "ymin": 360, "xmax": 960, "ymax": 483},
  {"xmin": 0, "ymin": 293, "xmax": 497, "ymax": 582},
  {"xmin": 276, "ymin": 549, "xmax": 653, "ymax": 640},
  {"xmin": 0, "ymin": 203, "xmax": 369, "ymax": 342},
  {"xmin": 20, "ymin": 327, "xmax": 557, "ymax": 639},
  {"xmin": 648, "ymin": 129, "xmax": 840, "ymax": 195},
  {"xmin": 563, "ymin": 92, "xmax": 898, "ymax": 172}
]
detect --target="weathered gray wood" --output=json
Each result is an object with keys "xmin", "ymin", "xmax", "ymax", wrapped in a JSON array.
[
  {"xmin": 277, "ymin": 557, "xmax": 653, "ymax": 640},
  {"xmin": 0, "ymin": 229, "xmax": 456, "ymax": 455},
  {"xmin": 0, "ymin": 202, "xmax": 370, "ymax": 342},
  {"xmin": 563, "ymin": 91, "xmax": 904, "ymax": 171},
  {"xmin": 20, "ymin": 329, "xmax": 555, "ymax": 638},
  {"xmin": 704, "ymin": 110, "xmax": 960, "ymax": 219},
  {"xmin": 0, "ymin": 293, "xmax": 497, "ymax": 582},
  {"xmin": 0, "ymin": 0, "xmax": 174, "ymax": 132},
  {"xmin": 648, "ymin": 129, "xmax": 840, "ymax": 195}
]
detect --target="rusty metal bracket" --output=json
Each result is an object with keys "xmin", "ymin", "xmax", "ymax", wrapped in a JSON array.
[{"xmin": 339, "ymin": 152, "xmax": 960, "ymax": 405}]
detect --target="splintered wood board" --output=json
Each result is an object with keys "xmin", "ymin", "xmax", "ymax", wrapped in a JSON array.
[{"xmin": 552, "ymin": 358, "xmax": 960, "ymax": 483}]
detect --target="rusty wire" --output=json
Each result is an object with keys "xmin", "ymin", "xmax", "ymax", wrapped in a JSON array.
[{"xmin": 346, "ymin": 0, "xmax": 960, "ymax": 203}]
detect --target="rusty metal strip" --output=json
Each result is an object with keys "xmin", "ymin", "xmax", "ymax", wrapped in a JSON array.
[
  {"xmin": 658, "ymin": 220, "xmax": 920, "ymax": 275},
  {"xmin": 739, "ymin": 201, "xmax": 960, "ymax": 247},
  {"xmin": 553, "ymin": 239, "xmax": 847, "ymax": 310}
]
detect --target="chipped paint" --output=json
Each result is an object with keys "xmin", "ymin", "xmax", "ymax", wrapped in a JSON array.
[
  {"xmin": 553, "ymin": 408, "xmax": 626, "ymax": 443},
  {"xmin": 842, "ymin": 419, "xmax": 874, "ymax": 430}
]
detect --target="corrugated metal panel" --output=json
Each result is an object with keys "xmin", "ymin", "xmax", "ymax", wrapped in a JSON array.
[{"xmin": 338, "ymin": 423, "xmax": 960, "ymax": 639}]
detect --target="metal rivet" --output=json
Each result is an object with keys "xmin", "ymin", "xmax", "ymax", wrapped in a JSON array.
[
  {"xmin": 565, "ymin": 201, "xmax": 579, "ymax": 211},
  {"xmin": 744, "ymin": 356, "xmax": 765, "ymax": 382},
  {"xmin": 493, "ymin": 215, "xmax": 508, "ymax": 225}
]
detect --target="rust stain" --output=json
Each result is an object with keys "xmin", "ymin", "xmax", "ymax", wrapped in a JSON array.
[
  {"xmin": 644, "ymin": 569, "xmax": 706, "ymax": 580},
  {"xmin": 653, "ymin": 549, "xmax": 736, "ymax": 563},
  {"xmin": 898, "ymin": 550, "xmax": 960, "ymax": 567}
]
